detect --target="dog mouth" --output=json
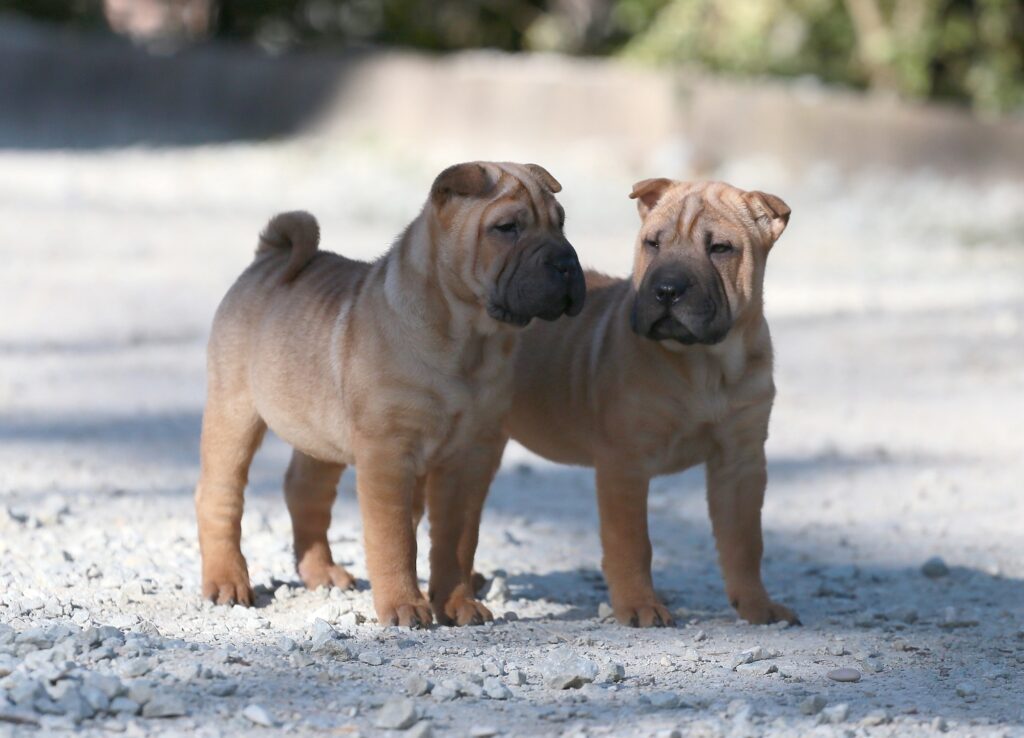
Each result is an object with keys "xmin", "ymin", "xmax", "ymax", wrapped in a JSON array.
[
  {"xmin": 487, "ymin": 302, "xmax": 532, "ymax": 327},
  {"xmin": 648, "ymin": 314, "xmax": 727, "ymax": 345}
]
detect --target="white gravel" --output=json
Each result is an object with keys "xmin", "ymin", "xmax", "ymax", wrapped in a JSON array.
[{"xmin": 1, "ymin": 130, "xmax": 1023, "ymax": 738}]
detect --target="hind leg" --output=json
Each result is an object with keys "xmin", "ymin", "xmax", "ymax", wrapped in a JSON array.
[
  {"xmin": 196, "ymin": 396, "xmax": 266, "ymax": 606},
  {"xmin": 284, "ymin": 450, "xmax": 355, "ymax": 591}
]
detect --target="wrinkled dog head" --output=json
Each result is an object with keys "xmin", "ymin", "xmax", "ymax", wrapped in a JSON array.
[
  {"xmin": 627, "ymin": 179, "xmax": 790, "ymax": 345},
  {"xmin": 428, "ymin": 161, "xmax": 585, "ymax": 327}
]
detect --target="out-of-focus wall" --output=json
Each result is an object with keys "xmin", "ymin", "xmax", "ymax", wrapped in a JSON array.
[{"xmin": 2, "ymin": 16, "xmax": 1023, "ymax": 180}]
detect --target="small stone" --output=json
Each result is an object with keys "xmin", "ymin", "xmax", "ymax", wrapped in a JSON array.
[
  {"xmin": 597, "ymin": 603, "xmax": 614, "ymax": 620},
  {"xmin": 827, "ymin": 668, "xmax": 861, "ymax": 683},
  {"xmin": 826, "ymin": 643, "xmax": 847, "ymax": 656},
  {"xmin": 276, "ymin": 637, "xmax": 297, "ymax": 652},
  {"xmin": 336, "ymin": 611, "xmax": 364, "ymax": 630},
  {"xmin": 431, "ymin": 686, "xmax": 458, "ymax": 701},
  {"xmin": 126, "ymin": 682, "xmax": 154, "ymax": 706},
  {"xmin": 730, "ymin": 646, "xmax": 779, "ymax": 670},
  {"xmin": 502, "ymin": 611, "xmax": 519, "ymax": 622},
  {"xmin": 821, "ymin": 703, "xmax": 849, "ymax": 724},
  {"xmin": 483, "ymin": 677, "xmax": 511, "ymax": 700},
  {"xmin": 931, "ymin": 716, "xmax": 948, "ymax": 732},
  {"xmin": 800, "ymin": 695, "xmax": 827, "ymax": 715},
  {"xmin": 120, "ymin": 658, "xmax": 153, "ymax": 678},
  {"xmin": 469, "ymin": 728, "xmax": 498, "ymax": 738},
  {"xmin": 597, "ymin": 661, "xmax": 625, "ymax": 683},
  {"xmin": 506, "ymin": 668, "xmax": 526, "ymax": 686},
  {"xmin": 921, "ymin": 556, "xmax": 950, "ymax": 578},
  {"xmin": 648, "ymin": 692, "xmax": 681, "ymax": 710},
  {"xmin": 208, "ymin": 680, "xmax": 238, "ymax": 697},
  {"xmin": 0, "ymin": 705, "xmax": 40, "ymax": 726},
  {"xmin": 375, "ymin": 698, "xmax": 418, "ymax": 730},
  {"xmin": 538, "ymin": 647, "xmax": 599, "ymax": 689},
  {"xmin": 861, "ymin": 710, "xmax": 890, "ymax": 726},
  {"xmin": 109, "ymin": 697, "xmax": 141, "ymax": 715},
  {"xmin": 955, "ymin": 682, "xmax": 977, "ymax": 699},
  {"xmin": 358, "ymin": 651, "xmax": 383, "ymax": 666},
  {"xmin": 241, "ymin": 704, "xmax": 276, "ymax": 727},
  {"xmin": 407, "ymin": 722, "xmax": 434, "ymax": 738},
  {"xmin": 141, "ymin": 692, "xmax": 187, "ymax": 718},
  {"xmin": 485, "ymin": 576, "xmax": 509, "ymax": 604},
  {"xmin": 656, "ymin": 731, "xmax": 682, "ymax": 738},
  {"xmin": 405, "ymin": 675, "xmax": 432, "ymax": 697}
]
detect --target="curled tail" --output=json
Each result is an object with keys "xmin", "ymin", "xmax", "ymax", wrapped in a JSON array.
[{"xmin": 256, "ymin": 210, "xmax": 320, "ymax": 283}]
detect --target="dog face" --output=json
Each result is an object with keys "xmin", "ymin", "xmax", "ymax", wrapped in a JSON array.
[
  {"xmin": 627, "ymin": 179, "xmax": 790, "ymax": 345},
  {"xmin": 429, "ymin": 162, "xmax": 585, "ymax": 327}
]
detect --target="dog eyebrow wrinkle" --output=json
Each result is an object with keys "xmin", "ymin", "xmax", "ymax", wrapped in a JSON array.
[{"xmin": 676, "ymin": 193, "xmax": 703, "ymax": 241}]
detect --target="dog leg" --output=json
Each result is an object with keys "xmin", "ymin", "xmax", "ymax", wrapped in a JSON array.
[
  {"xmin": 355, "ymin": 448, "xmax": 432, "ymax": 628},
  {"xmin": 595, "ymin": 466, "xmax": 674, "ymax": 627},
  {"xmin": 425, "ymin": 440, "xmax": 504, "ymax": 626},
  {"xmin": 283, "ymin": 450, "xmax": 355, "ymax": 591},
  {"xmin": 195, "ymin": 397, "xmax": 266, "ymax": 607},
  {"xmin": 706, "ymin": 434, "xmax": 800, "ymax": 625}
]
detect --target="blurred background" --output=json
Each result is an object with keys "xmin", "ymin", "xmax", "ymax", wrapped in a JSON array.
[{"xmin": 0, "ymin": 2, "xmax": 1023, "ymax": 733}]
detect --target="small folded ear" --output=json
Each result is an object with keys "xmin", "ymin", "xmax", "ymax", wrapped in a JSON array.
[
  {"xmin": 431, "ymin": 162, "xmax": 496, "ymax": 206},
  {"xmin": 629, "ymin": 178, "xmax": 676, "ymax": 219},
  {"xmin": 746, "ymin": 190, "xmax": 791, "ymax": 243},
  {"xmin": 525, "ymin": 163, "xmax": 562, "ymax": 193}
]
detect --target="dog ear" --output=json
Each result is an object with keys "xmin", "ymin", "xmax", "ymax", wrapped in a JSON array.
[
  {"xmin": 629, "ymin": 178, "xmax": 676, "ymax": 219},
  {"xmin": 431, "ymin": 163, "xmax": 496, "ymax": 206},
  {"xmin": 747, "ymin": 191, "xmax": 791, "ymax": 243},
  {"xmin": 525, "ymin": 163, "xmax": 562, "ymax": 193}
]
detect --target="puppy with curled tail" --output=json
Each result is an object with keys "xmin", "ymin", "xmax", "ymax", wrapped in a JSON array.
[{"xmin": 195, "ymin": 162, "xmax": 585, "ymax": 627}]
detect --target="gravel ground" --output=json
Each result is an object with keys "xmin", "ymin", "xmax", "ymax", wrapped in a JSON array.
[{"xmin": 1, "ymin": 135, "xmax": 1023, "ymax": 738}]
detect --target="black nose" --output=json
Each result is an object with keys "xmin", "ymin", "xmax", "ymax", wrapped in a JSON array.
[
  {"xmin": 655, "ymin": 281, "xmax": 685, "ymax": 305},
  {"xmin": 546, "ymin": 251, "xmax": 578, "ymax": 281}
]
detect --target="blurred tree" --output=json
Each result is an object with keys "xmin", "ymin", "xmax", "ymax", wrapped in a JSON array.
[
  {"xmin": 1, "ymin": 0, "xmax": 1020, "ymax": 112},
  {"xmin": 622, "ymin": 0, "xmax": 1023, "ymax": 114}
]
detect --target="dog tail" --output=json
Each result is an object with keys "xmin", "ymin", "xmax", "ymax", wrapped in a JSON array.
[{"xmin": 256, "ymin": 211, "xmax": 320, "ymax": 283}]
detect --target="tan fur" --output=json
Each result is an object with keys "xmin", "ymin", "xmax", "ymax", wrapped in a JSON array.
[
  {"xmin": 504, "ymin": 180, "xmax": 799, "ymax": 627},
  {"xmin": 195, "ymin": 162, "xmax": 572, "ymax": 627}
]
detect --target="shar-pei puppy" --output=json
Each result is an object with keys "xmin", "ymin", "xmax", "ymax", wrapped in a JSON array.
[
  {"xmin": 195, "ymin": 162, "xmax": 585, "ymax": 627},
  {"xmin": 503, "ymin": 179, "xmax": 799, "ymax": 627}
]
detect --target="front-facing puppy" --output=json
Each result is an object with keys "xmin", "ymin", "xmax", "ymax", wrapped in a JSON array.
[
  {"xmin": 504, "ymin": 179, "xmax": 797, "ymax": 627},
  {"xmin": 195, "ymin": 162, "xmax": 583, "ymax": 627}
]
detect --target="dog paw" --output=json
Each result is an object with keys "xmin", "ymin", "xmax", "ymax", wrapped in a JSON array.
[
  {"xmin": 734, "ymin": 597, "xmax": 801, "ymax": 626},
  {"xmin": 376, "ymin": 598, "xmax": 434, "ymax": 629},
  {"xmin": 299, "ymin": 563, "xmax": 357, "ymax": 591},
  {"xmin": 434, "ymin": 592, "xmax": 494, "ymax": 627},
  {"xmin": 613, "ymin": 601, "xmax": 674, "ymax": 628},
  {"xmin": 202, "ymin": 564, "xmax": 253, "ymax": 607}
]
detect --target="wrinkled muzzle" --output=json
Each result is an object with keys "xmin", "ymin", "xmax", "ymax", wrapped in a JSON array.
[
  {"xmin": 631, "ymin": 260, "xmax": 732, "ymax": 345},
  {"xmin": 488, "ymin": 238, "xmax": 586, "ymax": 326}
]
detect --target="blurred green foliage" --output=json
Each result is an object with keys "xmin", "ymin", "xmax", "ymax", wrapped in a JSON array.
[
  {"xmin": 622, "ymin": 0, "xmax": 1024, "ymax": 115},
  {"xmin": 2, "ymin": 0, "xmax": 1021, "ymax": 113}
]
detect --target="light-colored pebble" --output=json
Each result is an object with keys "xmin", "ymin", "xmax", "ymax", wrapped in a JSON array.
[
  {"xmin": 375, "ymin": 698, "xmax": 418, "ymax": 730},
  {"xmin": 827, "ymin": 667, "xmax": 862, "ymax": 683}
]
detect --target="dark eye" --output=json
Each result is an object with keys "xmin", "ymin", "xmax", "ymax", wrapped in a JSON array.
[
  {"xmin": 644, "ymin": 238, "xmax": 660, "ymax": 250},
  {"xmin": 494, "ymin": 222, "xmax": 518, "ymax": 235},
  {"xmin": 709, "ymin": 242, "xmax": 734, "ymax": 255}
]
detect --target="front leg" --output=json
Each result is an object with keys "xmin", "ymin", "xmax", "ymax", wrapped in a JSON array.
[
  {"xmin": 595, "ymin": 465, "xmax": 673, "ymax": 627},
  {"xmin": 426, "ymin": 437, "xmax": 506, "ymax": 626},
  {"xmin": 355, "ymin": 447, "xmax": 432, "ymax": 628},
  {"xmin": 706, "ymin": 429, "xmax": 799, "ymax": 625}
]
